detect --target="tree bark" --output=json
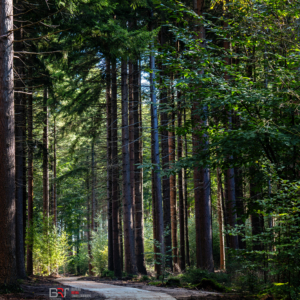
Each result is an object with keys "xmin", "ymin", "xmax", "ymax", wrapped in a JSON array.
[
  {"xmin": 106, "ymin": 59, "xmax": 114, "ymax": 271},
  {"xmin": 111, "ymin": 59, "xmax": 122, "ymax": 278},
  {"xmin": 133, "ymin": 61, "xmax": 147, "ymax": 274},
  {"xmin": 193, "ymin": 0, "xmax": 214, "ymax": 272},
  {"xmin": 121, "ymin": 60, "xmax": 137, "ymax": 275},
  {"xmin": 0, "ymin": 0, "xmax": 17, "ymax": 282},
  {"xmin": 160, "ymin": 27, "xmax": 172, "ymax": 268},
  {"xmin": 169, "ymin": 108, "xmax": 178, "ymax": 271},
  {"xmin": 43, "ymin": 88, "xmax": 49, "ymax": 221},
  {"xmin": 150, "ymin": 26, "xmax": 165, "ymax": 275},
  {"xmin": 183, "ymin": 108, "xmax": 190, "ymax": 266},
  {"xmin": 217, "ymin": 168, "xmax": 226, "ymax": 270},
  {"xmin": 87, "ymin": 171, "xmax": 93, "ymax": 275},
  {"xmin": 91, "ymin": 140, "xmax": 96, "ymax": 231},
  {"xmin": 26, "ymin": 91, "xmax": 33, "ymax": 276},
  {"xmin": 177, "ymin": 100, "xmax": 185, "ymax": 271},
  {"xmin": 53, "ymin": 119, "xmax": 57, "ymax": 226},
  {"xmin": 14, "ymin": 23, "xmax": 26, "ymax": 279},
  {"xmin": 235, "ymin": 167, "xmax": 246, "ymax": 249}
]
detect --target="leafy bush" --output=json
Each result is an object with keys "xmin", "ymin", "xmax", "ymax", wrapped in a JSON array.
[
  {"xmin": 26, "ymin": 218, "xmax": 69, "ymax": 275},
  {"xmin": 91, "ymin": 227, "xmax": 108, "ymax": 276}
]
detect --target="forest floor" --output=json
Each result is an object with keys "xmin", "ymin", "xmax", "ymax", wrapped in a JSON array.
[
  {"xmin": 0, "ymin": 276, "xmax": 258, "ymax": 300},
  {"xmin": 78, "ymin": 276, "xmax": 255, "ymax": 299},
  {"xmin": 0, "ymin": 276, "xmax": 105, "ymax": 300}
]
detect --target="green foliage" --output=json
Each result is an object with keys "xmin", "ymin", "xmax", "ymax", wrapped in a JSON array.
[
  {"xmin": 165, "ymin": 277, "xmax": 181, "ymax": 287},
  {"xmin": 227, "ymin": 164, "xmax": 300, "ymax": 298},
  {"xmin": 101, "ymin": 270, "xmax": 114, "ymax": 279},
  {"xmin": 26, "ymin": 218, "xmax": 69, "ymax": 275},
  {"xmin": 91, "ymin": 223, "xmax": 108, "ymax": 276},
  {"xmin": 195, "ymin": 278, "xmax": 227, "ymax": 293}
]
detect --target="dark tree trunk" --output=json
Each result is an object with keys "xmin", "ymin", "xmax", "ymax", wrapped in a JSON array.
[
  {"xmin": 250, "ymin": 172, "xmax": 264, "ymax": 251},
  {"xmin": 26, "ymin": 92, "xmax": 33, "ymax": 276},
  {"xmin": 193, "ymin": 0, "xmax": 214, "ymax": 272},
  {"xmin": 150, "ymin": 31, "xmax": 165, "ymax": 275},
  {"xmin": 87, "ymin": 172, "xmax": 93, "ymax": 275},
  {"xmin": 14, "ymin": 23, "xmax": 26, "ymax": 279},
  {"xmin": 53, "ymin": 119, "xmax": 57, "ymax": 226},
  {"xmin": 129, "ymin": 61, "xmax": 135, "ymax": 237},
  {"xmin": 217, "ymin": 168, "xmax": 226, "ymax": 270},
  {"xmin": 169, "ymin": 110, "xmax": 178, "ymax": 271},
  {"xmin": 159, "ymin": 27, "xmax": 172, "ymax": 269},
  {"xmin": 183, "ymin": 109, "xmax": 190, "ymax": 267},
  {"xmin": 106, "ymin": 59, "xmax": 114, "ymax": 271},
  {"xmin": 91, "ymin": 140, "xmax": 96, "ymax": 231},
  {"xmin": 43, "ymin": 88, "xmax": 49, "ymax": 221},
  {"xmin": 121, "ymin": 60, "xmax": 137, "ymax": 275},
  {"xmin": 133, "ymin": 61, "xmax": 146, "ymax": 274},
  {"xmin": 111, "ymin": 59, "xmax": 122, "ymax": 278},
  {"xmin": 225, "ymin": 167, "xmax": 239, "ymax": 249},
  {"xmin": 235, "ymin": 167, "xmax": 246, "ymax": 249},
  {"xmin": 177, "ymin": 101, "xmax": 185, "ymax": 271},
  {"xmin": 151, "ymin": 115, "xmax": 160, "ymax": 275},
  {"xmin": 0, "ymin": 0, "xmax": 17, "ymax": 282}
]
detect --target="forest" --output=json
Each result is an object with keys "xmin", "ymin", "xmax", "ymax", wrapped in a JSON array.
[{"xmin": 0, "ymin": 0, "xmax": 300, "ymax": 299}]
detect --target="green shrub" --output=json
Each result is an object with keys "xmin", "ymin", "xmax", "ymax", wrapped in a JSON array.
[
  {"xmin": 166, "ymin": 278, "xmax": 181, "ymax": 287},
  {"xmin": 195, "ymin": 278, "xmax": 227, "ymax": 292},
  {"xmin": 91, "ymin": 228, "xmax": 108, "ymax": 276}
]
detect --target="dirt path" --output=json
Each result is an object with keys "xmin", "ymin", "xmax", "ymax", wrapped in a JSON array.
[
  {"xmin": 54, "ymin": 277, "xmax": 177, "ymax": 300},
  {"xmin": 54, "ymin": 277, "xmax": 251, "ymax": 300}
]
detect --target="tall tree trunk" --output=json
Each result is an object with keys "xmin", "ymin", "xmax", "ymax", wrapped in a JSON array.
[
  {"xmin": 53, "ymin": 118, "xmax": 57, "ymax": 226},
  {"xmin": 151, "ymin": 113, "xmax": 160, "ymax": 275},
  {"xmin": 111, "ymin": 59, "xmax": 122, "ymax": 278},
  {"xmin": 250, "ymin": 172, "xmax": 263, "ymax": 251},
  {"xmin": 87, "ymin": 171, "xmax": 92, "ymax": 275},
  {"xmin": 0, "ymin": 0, "xmax": 17, "ymax": 282},
  {"xmin": 150, "ymin": 25, "xmax": 165, "ymax": 275},
  {"xmin": 121, "ymin": 60, "xmax": 137, "ymax": 275},
  {"xmin": 14, "ymin": 23, "xmax": 26, "ymax": 279},
  {"xmin": 225, "ymin": 166, "xmax": 239, "ymax": 249},
  {"xmin": 183, "ymin": 108, "xmax": 190, "ymax": 266},
  {"xmin": 129, "ymin": 61, "xmax": 135, "ymax": 238},
  {"xmin": 133, "ymin": 61, "xmax": 146, "ymax": 274},
  {"xmin": 169, "ymin": 106, "xmax": 178, "ymax": 271},
  {"xmin": 106, "ymin": 59, "xmax": 114, "ymax": 271},
  {"xmin": 217, "ymin": 168, "xmax": 226, "ymax": 270},
  {"xmin": 159, "ymin": 26, "xmax": 172, "ymax": 269},
  {"xmin": 26, "ymin": 91, "xmax": 33, "ymax": 276},
  {"xmin": 91, "ymin": 140, "xmax": 96, "ymax": 231},
  {"xmin": 235, "ymin": 167, "xmax": 245, "ymax": 249},
  {"xmin": 193, "ymin": 0, "xmax": 214, "ymax": 272},
  {"xmin": 177, "ymin": 101, "xmax": 185, "ymax": 271},
  {"xmin": 43, "ymin": 88, "xmax": 49, "ymax": 221}
]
